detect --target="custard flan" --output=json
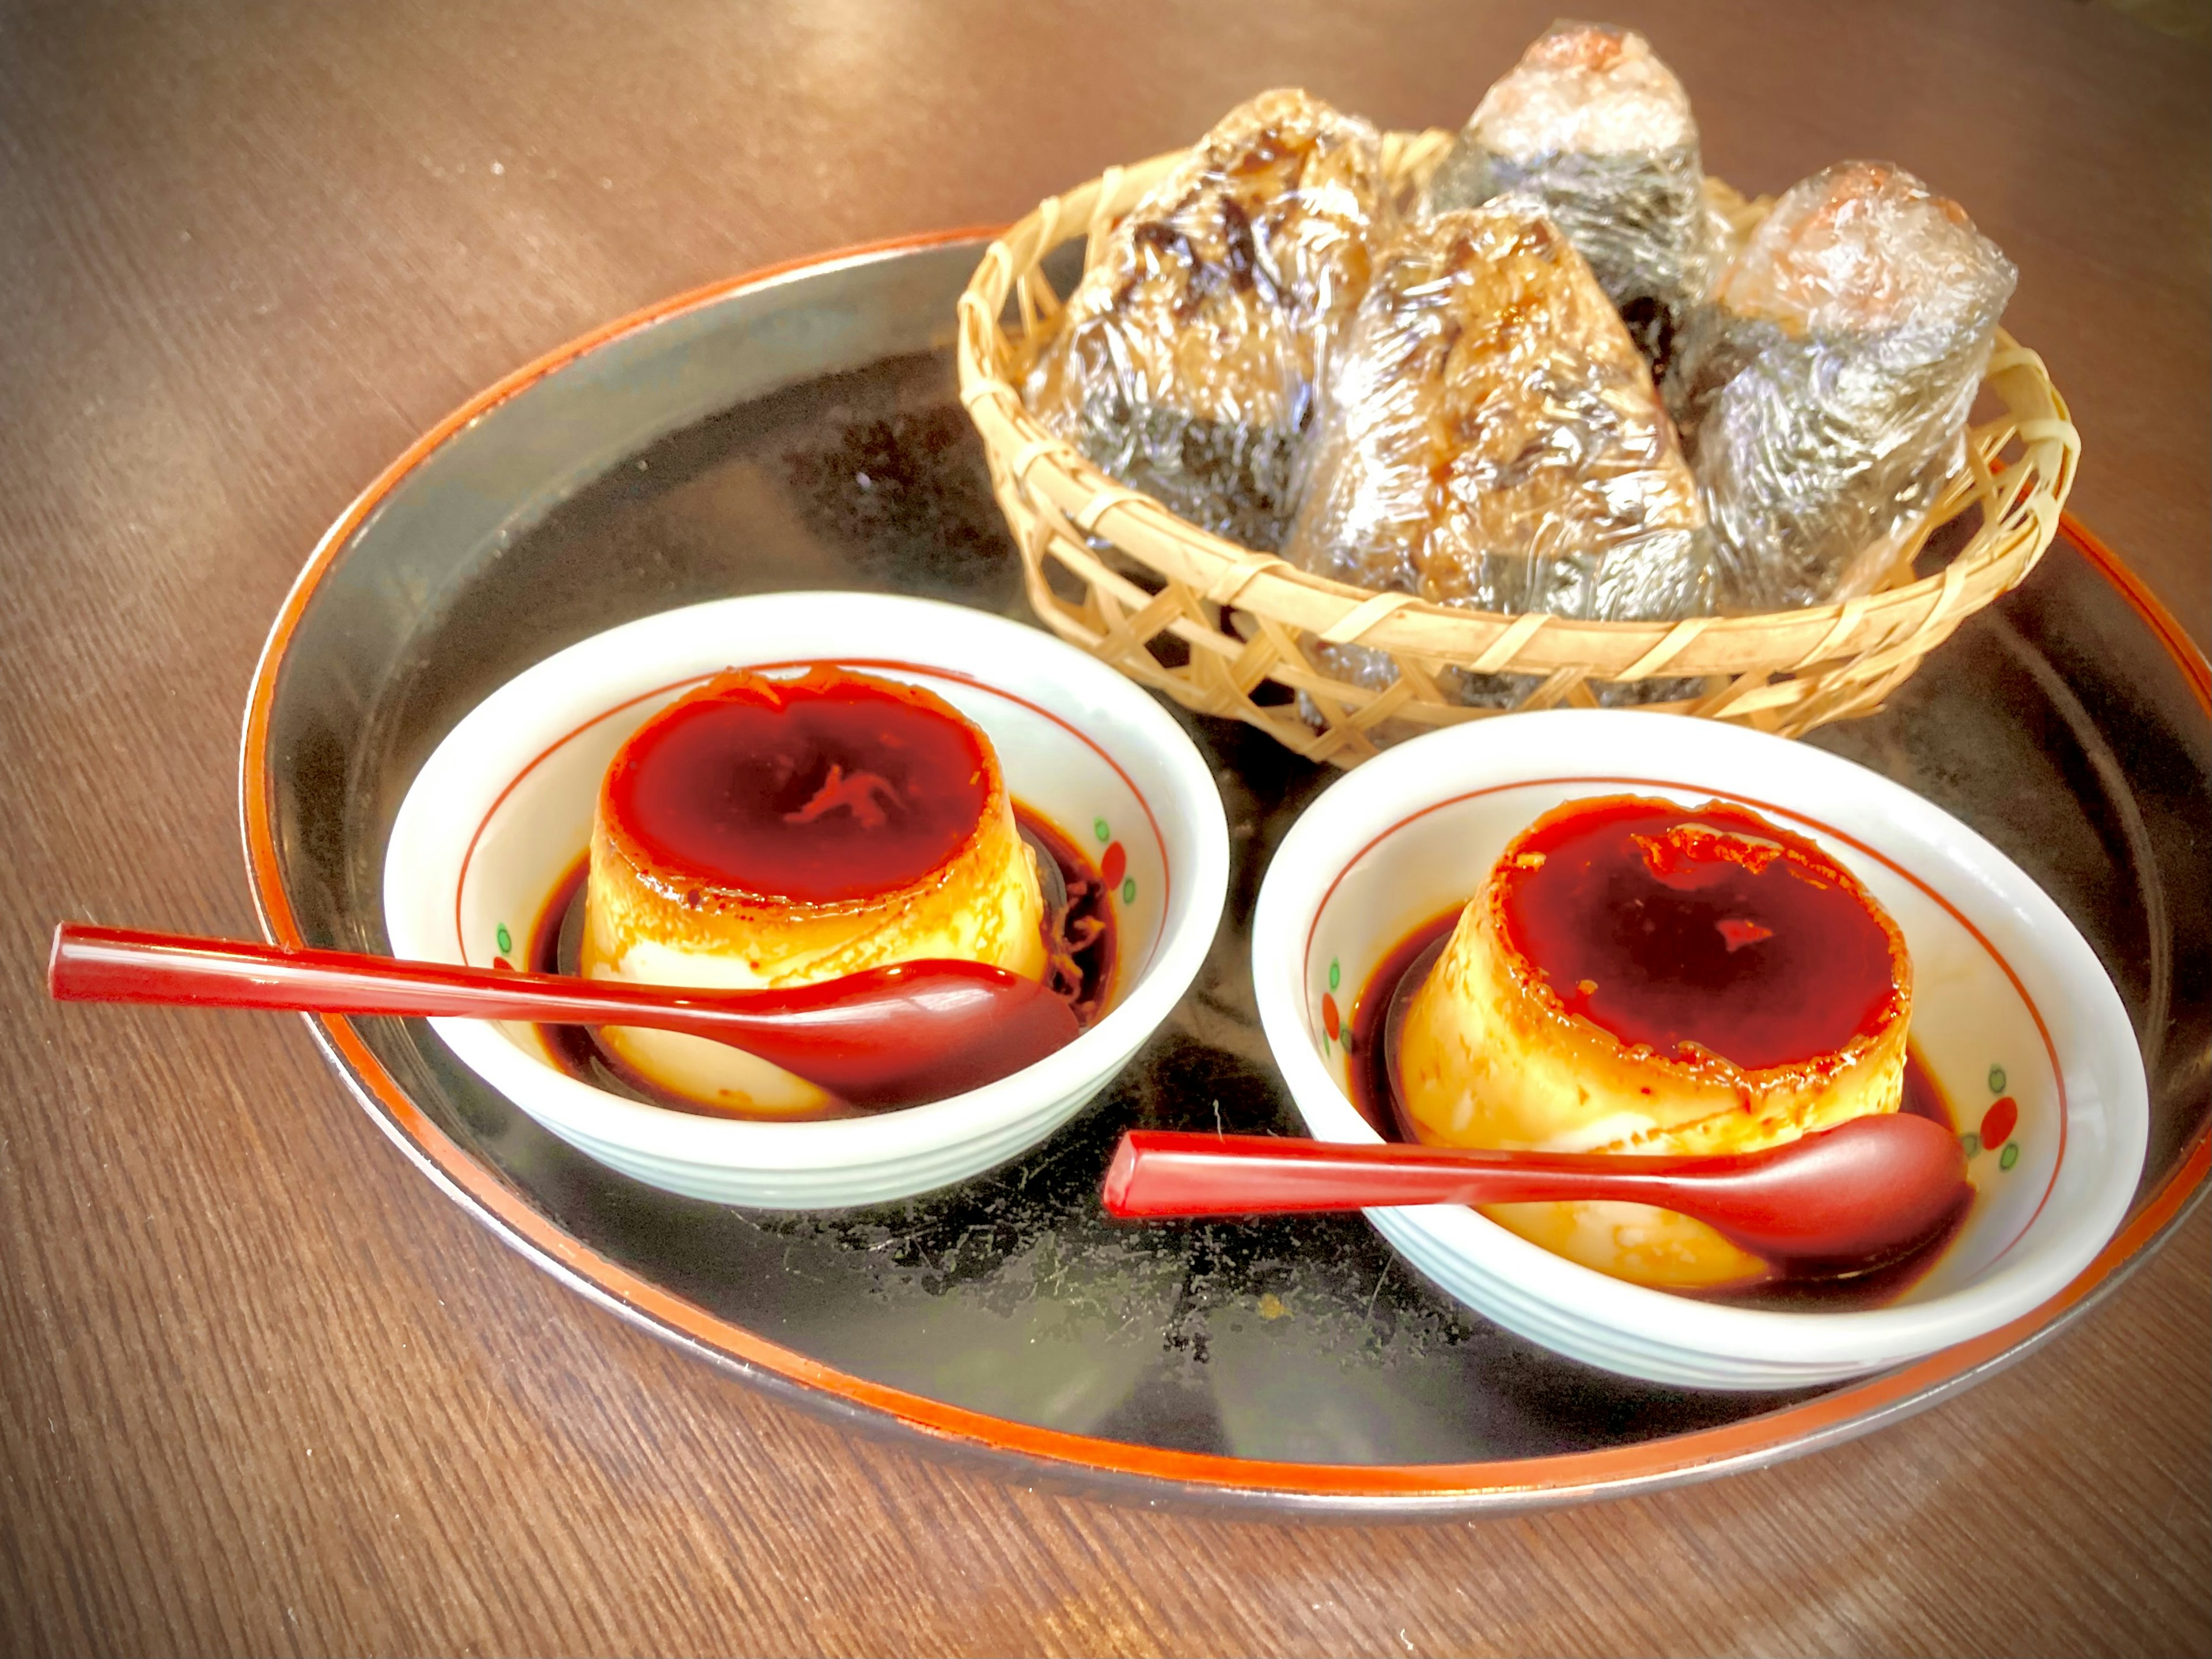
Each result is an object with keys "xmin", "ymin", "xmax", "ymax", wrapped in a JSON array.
[
  {"xmin": 581, "ymin": 666, "xmax": 1046, "ymax": 1115},
  {"xmin": 1396, "ymin": 795, "xmax": 1911, "ymax": 1287}
]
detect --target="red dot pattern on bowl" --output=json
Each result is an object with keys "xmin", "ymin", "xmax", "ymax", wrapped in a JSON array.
[{"xmin": 1982, "ymin": 1094, "xmax": 2018, "ymax": 1153}]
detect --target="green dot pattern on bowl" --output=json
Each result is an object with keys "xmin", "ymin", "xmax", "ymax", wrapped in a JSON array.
[
  {"xmin": 1121, "ymin": 876, "xmax": 1136, "ymax": 904},
  {"xmin": 1328, "ymin": 959, "xmax": 1341, "ymax": 992},
  {"xmin": 1960, "ymin": 1131, "xmax": 1982, "ymax": 1159},
  {"xmin": 1094, "ymin": 816, "xmax": 1109, "ymax": 844},
  {"xmin": 1988, "ymin": 1063, "xmax": 2007, "ymax": 1093},
  {"xmin": 1999, "ymin": 1142, "xmax": 2020, "ymax": 1171},
  {"xmin": 496, "ymin": 923, "xmax": 512, "ymax": 956}
]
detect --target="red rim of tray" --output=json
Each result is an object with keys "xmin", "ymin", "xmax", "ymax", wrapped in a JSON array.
[{"xmin": 240, "ymin": 229, "xmax": 2212, "ymax": 1512}]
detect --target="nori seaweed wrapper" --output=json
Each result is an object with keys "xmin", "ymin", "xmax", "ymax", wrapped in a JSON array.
[{"xmin": 1023, "ymin": 89, "xmax": 1389, "ymax": 551}]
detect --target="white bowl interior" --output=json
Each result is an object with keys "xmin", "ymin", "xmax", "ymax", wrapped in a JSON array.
[{"xmin": 1252, "ymin": 712, "xmax": 2148, "ymax": 1385}]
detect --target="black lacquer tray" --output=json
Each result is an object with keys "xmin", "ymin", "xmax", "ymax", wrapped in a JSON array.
[{"xmin": 244, "ymin": 234, "xmax": 2209, "ymax": 1514}]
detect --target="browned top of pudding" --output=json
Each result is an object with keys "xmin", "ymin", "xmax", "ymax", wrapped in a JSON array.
[
  {"xmin": 1493, "ymin": 795, "xmax": 1908, "ymax": 1071},
  {"xmin": 600, "ymin": 666, "xmax": 993, "ymax": 907}
]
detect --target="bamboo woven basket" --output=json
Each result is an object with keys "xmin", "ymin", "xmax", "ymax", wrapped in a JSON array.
[{"xmin": 955, "ymin": 131, "xmax": 2080, "ymax": 767}]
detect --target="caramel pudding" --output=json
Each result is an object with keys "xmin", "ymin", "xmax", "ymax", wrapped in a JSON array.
[
  {"xmin": 1394, "ymin": 795, "xmax": 1912, "ymax": 1289},
  {"xmin": 581, "ymin": 666, "xmax": 1047, "ymax": 1115}
]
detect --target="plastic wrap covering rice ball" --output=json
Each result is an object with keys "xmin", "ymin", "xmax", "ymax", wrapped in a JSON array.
[
  {"xmin": 1022, "ymin": 89, "xmax": 1390, "ymax": 552},
  {"xmin": 1282, "ymin": 199, "xmax": 1711, "ymax": 705},
  {"xmin": 1666, "ymin": 160, "xmax": 2017, "ymax": 612},
  {"xmin": 1425, "ymin": 21, "xmax": 1714, "ymax": 375}
]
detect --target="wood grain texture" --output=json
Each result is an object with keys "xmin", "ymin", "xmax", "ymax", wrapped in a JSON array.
[{"xmin": 1, "ymin": 1, "xmax": 2204, "ymax": 1653}]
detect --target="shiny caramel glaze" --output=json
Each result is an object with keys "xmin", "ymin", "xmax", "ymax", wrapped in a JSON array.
[
  {"xmin": 582, "ymin": 666, "xmax": 1045, "ymax": 1114},
  {"xmin": 1395, "ymin": 794, "xmax": 1912, "ymax": 1289},
  {"xmin": 537, "ymin": 803, "xmax": 1115, "ymax": 1122},
  {"xmin": 1498, "ymin": 797, "xmax": 1904, "ymax": 1070},
  {"xmin": 602, "ymin": 663, "xmax": 991, "ymax": 905},
  {"xmin": 1348, "ymin": 909, "xmax": 1963, "ymax": 1309}
]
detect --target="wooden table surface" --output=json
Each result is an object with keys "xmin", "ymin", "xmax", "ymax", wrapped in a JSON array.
[{"xmin": 3, "ymin": 2, "xmax": 2206, "ymax": 1652}]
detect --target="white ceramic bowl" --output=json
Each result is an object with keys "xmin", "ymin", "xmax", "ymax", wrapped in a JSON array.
[
  {"xmin": 1251, "ymin": 710, "xmax": 2147, "ymax": 1389},
  {"xmin": 384, "ymin": 593, "xmax": 1228, "ymax": 1207}
]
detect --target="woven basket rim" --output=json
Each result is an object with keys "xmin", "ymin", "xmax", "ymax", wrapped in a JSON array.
[{"xmin": 954, "ymin": 137, "xmax": 2079, "ymax": 678}]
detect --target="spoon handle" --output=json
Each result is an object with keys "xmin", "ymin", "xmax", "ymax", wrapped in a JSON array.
[
  {"xmin": 1102, "ymin": 1130, "xmax": 1701, "ymax": 1217},
  {"xmin": 48, "ymin": 922, "xmax": 1080, "ymax": 1109},
  {"xmin": 48, "ymin": 922, "xmax": 722, "ymax": 1027},
  {"xmin": 46, "ymin": 922, "xmax": 1048, "ymax": 1037}
]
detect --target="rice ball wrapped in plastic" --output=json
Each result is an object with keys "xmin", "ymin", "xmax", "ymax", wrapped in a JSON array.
[
  {"xmin": 1282, "ymin": 199, "xmax": 1711, "ymax": 701},
  {"xmin": 1666, "ymin": 161, "xmax": 2017, "ymax": 611},
  {"xmin": 1425, "ymin": 21, "xmax": 1714, "ymax": 373},
  {"xmin": 1023, "ymin": 89, "xmax": 1390, "ymax": 551}
]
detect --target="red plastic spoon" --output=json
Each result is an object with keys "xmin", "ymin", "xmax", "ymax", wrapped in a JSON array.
[
  {"xmin": 48, "ymin": 922, "xmax": 1079, "ymax": 1110},
  {"xmin": 1101, "ymin": 1115, "xmax": 1970, "ymax": 1265}
]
